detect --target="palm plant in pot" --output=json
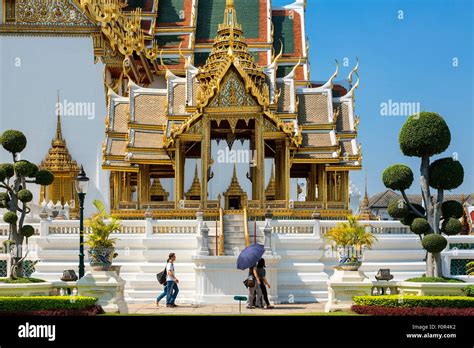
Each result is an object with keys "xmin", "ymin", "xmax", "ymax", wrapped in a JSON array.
[
  {"xmin": 85, "ymin": 200, "xmax": 120, "ymax": 270},
  {"xmin": 325, "ymin": 215, "xmax": 377, "ymax": 271}
]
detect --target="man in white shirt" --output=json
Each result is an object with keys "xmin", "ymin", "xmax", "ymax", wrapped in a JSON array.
[{"xmin": 165, "ymin": 252, "xmax": 179, "ymax": 308}]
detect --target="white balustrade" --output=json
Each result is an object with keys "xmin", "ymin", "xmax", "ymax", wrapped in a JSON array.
[{"xmin": 271, "ymin": 221, "xmax": 315, "ymax": 234}]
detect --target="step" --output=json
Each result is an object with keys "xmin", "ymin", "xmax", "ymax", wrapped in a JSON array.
[
  {"xmin": 359, "ymin": 261, "xmax": 426, "ymax": 272},
  {"xmin": 277, "ymin": 262, "xmax": 326, "ymax": 272}
]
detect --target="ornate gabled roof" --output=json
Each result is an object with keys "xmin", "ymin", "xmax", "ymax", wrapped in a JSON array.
[
  {"xmin": 185, "ymin": 164, "xmax": 201, "ymax": 198},
  {"xmin": 195, "ymin": 0, "xmax": 269, "ymax": 109},
  {"xmin": 40, "ymin": 112, "xmax": 79, "ymax": 173},
  {"xmin": 224, "ymin": 164, "xmax": 247, "ymax": 197}
]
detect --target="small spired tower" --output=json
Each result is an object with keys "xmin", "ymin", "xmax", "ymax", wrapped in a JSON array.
[
  {"xmin": 224, "ymin": 165, "xmax": 248, "ymax": 210},
  {"xmin": 185, "ymin": 164, "xmax": 201, "ymax": 201},
  {"xmin": 358, "ymin": 171, "xmax": 375, "ymax": 220},
  {"xmin": 39, "ymin": 107, "xmax": 80, "ymax": 218},
  {"xmin": 150, "ymin": 179, "xmax": 169, "ymax": 202},
  {"xmin": 265, "ymin": 164, "xmax": 276, "ymax": 201}
]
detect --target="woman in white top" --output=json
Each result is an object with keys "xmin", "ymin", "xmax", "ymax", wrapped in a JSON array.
[{"xmin": 165, "ymin": 252, "xmax": 179, "ymax": 308}]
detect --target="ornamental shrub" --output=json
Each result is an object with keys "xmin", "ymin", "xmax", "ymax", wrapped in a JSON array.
[
  {"xmin": 3, "ymin": 212, "xmax": 18, "ymax": 224},
  {"xmin": 421, "ymin": 234, "xmax": 447, "ymax": 253},
  {"xmin": 0, "ymin": 130, "xmax": 27, "ymax": 154},
  {"xmin": 410, "ymin": 218, "xmax": 431, "ymax": 235},
  {"xmin": 442, "ymin": 200, "xmax": 464, "ymax": 219},
  {"xmin": 0, "ymin": 296, "xmax": 98, "ymax": 312},
  {"xmin": 382, "ymin": 164, "xmax": 414, "ymax": 191},
  {"xmin": 35, "ymin": 170, "xmax": 54, "ymax": 186},
  {"xmin": 387, "ymin": 199, "xmax": 409, "ymax": 219},
  {"xmin": 399, "ymin": 112, "xmax": 451, "ymax": 157},
  {"xmin": 17, "ymin": 189, "xmax": 33, "ymax": 203},
  {"xmin": 20, "ymin": 225, "xmax": 35, "ymax": 238},
  {"xmin": 429, "ymin": 157, "xmax": 464, "ymax": 190},
  {"xmin": 442, "ymin": 218, "xmax": 462, "ymax": 236},
  {"xmin": 13, "ymin": 160, "xmax": 38, "ymax": 177},
  {"xmin": 351, "ymin": 305, "xmax": 474, "ymax": 316},
  {"xmin": 353, "ymin": 295, "xmax": 474, "ymax": 308}
]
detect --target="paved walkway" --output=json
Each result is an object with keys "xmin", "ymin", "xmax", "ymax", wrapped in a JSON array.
[{"xmin": 126, "ymin": 302, "xmax": 326, "ymax": 315}]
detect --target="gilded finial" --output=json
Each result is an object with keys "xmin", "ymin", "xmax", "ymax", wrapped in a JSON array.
[{"xmin": 55, "ymin": 90, "xmax": 63, "ymax": 142}]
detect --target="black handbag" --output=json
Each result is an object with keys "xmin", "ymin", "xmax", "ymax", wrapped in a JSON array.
[
  {"xmin": 243, "ymin": 276, "xmax": 255, "ymax": 288},
  {"xmin": 156, "ymin": 267, "xmax": 167, "ymax": 285}
]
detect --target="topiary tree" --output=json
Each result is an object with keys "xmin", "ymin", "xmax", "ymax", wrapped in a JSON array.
[
  {"xmin": 0, "ymin": 130, "xmax": 54, "ymax": 278},
  {"xmin": 382, "ymin": 112, "xmax": 464, "ymax": 277}
]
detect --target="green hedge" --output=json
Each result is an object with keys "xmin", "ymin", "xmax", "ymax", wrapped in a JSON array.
[
  {"xmin": 462, "ymin": 285, "xmax": 474, "ymax": 297},
  {"xmin": 0, "ymin": 296, "xmax": 97, "ymax": 312},
  {"xmin": 404, "ymin": 276, "xmax": 464, "ymax": 283},
  {"xmin": 353, "ymin": 295, "xmax": 474, "ymax": 308},
  {"xmin": 0, "ymin": 277, "xmax": 46, "ymax": 284}
]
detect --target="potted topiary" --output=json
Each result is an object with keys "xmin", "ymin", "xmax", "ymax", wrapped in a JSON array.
[
  {"xmin": 325, "ymin": 215, "xmax": 377, "ymax": 271},
  {"xmin": 85, "ymin": 200, "xmax": 120, "ymax": 271}
]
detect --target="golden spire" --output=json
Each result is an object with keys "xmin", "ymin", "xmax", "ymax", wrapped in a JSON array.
[
  {"xmin": 185, "ymin": 163, "xmax": 201, "ymax": 199},
  {"xmin": 150, "ymin": 179, "xmax": 169, "ymax": 200},
  {"xmin": 265, "ymin": 163, "xmax": 276, "ymax": 198},
  {"xmin": 359, "ymin": 169, "xmax": 371, "ymax": 216},
  {"xmin": 55, "ymin": 90, "xmax": 63, "ymax": 142},
  {"xmin": 224, "ymin": 164, "xmax": 246, "ymax": 196},
  {"xmin": 40, "ymin": 93, "xmax": 79, "ymax": 173}
]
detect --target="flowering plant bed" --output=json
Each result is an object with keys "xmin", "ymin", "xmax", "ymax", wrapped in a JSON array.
[
  {"xmin": 353, "ymin": 295, "xmax": 474, "ymax": 308},
  {"xmin": 352, "ymin": 305, "xmax": 474, "ymax": 316}
]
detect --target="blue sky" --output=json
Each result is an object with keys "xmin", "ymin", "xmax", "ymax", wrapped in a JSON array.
[{"xmin": 276, "ymin": 0, "xmax": 473, "ymax": 196}]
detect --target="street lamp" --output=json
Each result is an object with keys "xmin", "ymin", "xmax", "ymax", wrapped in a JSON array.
[{"xmin": 75, "ymin": 165, "xmax": 89, "ymax": 279}]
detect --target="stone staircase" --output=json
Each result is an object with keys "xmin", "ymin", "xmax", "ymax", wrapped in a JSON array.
[
  {"xmin": 223, "ymin": 214, "xmax": 247, "ymax": 255},
  {"xmin": 31, "ymin": 234, "xmax": 198, "ymax": 304}
]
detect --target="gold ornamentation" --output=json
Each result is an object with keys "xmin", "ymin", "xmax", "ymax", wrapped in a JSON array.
[{"xmin": 15, "ymin": 0, "xmax": 93, "ymax": 25}]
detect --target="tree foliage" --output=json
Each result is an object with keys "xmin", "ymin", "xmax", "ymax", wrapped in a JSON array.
[
  {"xmin": 421, "ymin": 234, "xmax": 448, "ymax": 253},
  {"xmin": 382, "ymin": 111, "xmax": 463, "ymax": 277},
  {"xmin": 399, "ymin": 112, "xmax": 451, "ymax": 157},
  {"xmin": 429, "ymin": 157, "xmax": 464, "ymax": 190},
  {"xmin": 382, "ymin": 165, "xmax": 414, "ymax": 191},
  {"xmin": 0, "ymin": 129, "xmax": 54, "ymax": 278}
]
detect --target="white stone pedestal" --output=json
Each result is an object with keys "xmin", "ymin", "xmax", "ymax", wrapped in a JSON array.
[
  {"xmin": 325, "ymin": 269, "xmax": 372, "ymax": 312},
  {"xmin": 192, "ymin": 255, "xmax": 280, "ymax": 304},
  {"xmin": 77, "ymin": 270, "xmax": 128, "ymax": 314}
]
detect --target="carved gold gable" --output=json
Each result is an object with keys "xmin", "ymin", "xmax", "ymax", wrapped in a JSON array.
[{"xmin": 209, "ymin": 68, "xmax": 257, "ymax": 108}]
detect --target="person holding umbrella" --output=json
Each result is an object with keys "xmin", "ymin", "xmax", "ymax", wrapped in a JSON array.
[{"xmin": 237, "ymin": 244, "xmax": 265, "ymax": 309}]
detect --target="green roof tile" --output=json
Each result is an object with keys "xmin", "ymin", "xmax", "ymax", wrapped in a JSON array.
[
  {"xmin": 155, "ymin": 35, "xmax": 185, "ymax": 47},
  {"xmin": 196, "ymin": 0, "xmax": 260, "ymax": 40},
  {"xmin": 126, "ymin": 0, "xmax": 153, "ymax": 12},
  {"xmin": 194, "ymin": 52, "xmax": 210, "ymax": 66},
  {"xmin": 273, "ymin": 15, "xmax": 295, "ymax": 54},
  {"xmin": 157, "ymin": 0, "xmax": 185, "ymax": 24},
  {"xmin": 276, "ymin": 65, "xmax": 294, "ymax": 78}
]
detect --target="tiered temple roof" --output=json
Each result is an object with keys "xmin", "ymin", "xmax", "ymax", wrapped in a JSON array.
[{"xmin": 101, "ymin": 0, "xmax": 361, "ymax": 172}]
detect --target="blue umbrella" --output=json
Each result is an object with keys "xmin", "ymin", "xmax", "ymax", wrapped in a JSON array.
[{"xmin": 237, "ymin": 244, "xmax": 265, "ymax": 270}]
